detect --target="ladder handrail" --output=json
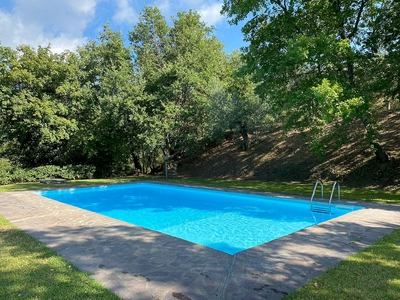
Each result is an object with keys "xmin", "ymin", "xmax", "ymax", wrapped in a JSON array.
[
  {"xmin": 328, "ymin": 181, "xmax": 340, "ymax": 203},
  {"xmin": 310, "ymin": 180, "xmax": 340, "ymax": 214},
  {"xmin": 310, "ymin": 180, "xmax": 324, "ymax": 211}
]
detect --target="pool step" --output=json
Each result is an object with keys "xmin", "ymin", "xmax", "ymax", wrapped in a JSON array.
[{"xmin": 311, "ymin": 204, "xmax": 331, "ymax": 214}]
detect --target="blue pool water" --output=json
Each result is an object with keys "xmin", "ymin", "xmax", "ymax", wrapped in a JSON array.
[{"xmin": 36, "ymin": 183, "xmax": 363, "ymax": 254}]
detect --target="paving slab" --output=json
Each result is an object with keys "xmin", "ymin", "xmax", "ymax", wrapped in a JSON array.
[{"xmin": 0, "ymin": 186, "xmax": 400, "ymax": 300}]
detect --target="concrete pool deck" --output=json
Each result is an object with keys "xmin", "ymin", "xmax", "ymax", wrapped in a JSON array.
[{"xmin": 1, "ymin": 186, "xmax": 400, "ymax": 300}]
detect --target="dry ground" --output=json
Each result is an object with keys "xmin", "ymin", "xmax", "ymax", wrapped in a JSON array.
[{"xmin": 178, "ymin": 104, "xmax": 400, "ymax": 191}]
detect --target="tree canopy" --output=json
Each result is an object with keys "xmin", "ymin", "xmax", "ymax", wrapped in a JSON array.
[
  {"xmin": 0, "ymin": 3, "xmax": 397, "ymax": 180},
  {"xmin": 0, "ymin": 6, "xmax": 263, "ymax": 176},
  {"xmin": 222, "ymin": 0, "xmax": 398, "ymax": 161}
]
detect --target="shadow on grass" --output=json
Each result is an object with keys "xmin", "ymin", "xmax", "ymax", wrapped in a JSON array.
[
  {"xmin": 0, "ymin": 217, "xmax": 121, "ymax": 300},
  {"xmin": 284, "ymin": 228, "xmax": 400, "ymax": 299}
]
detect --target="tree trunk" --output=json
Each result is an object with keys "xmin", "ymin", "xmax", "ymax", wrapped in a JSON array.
[
  {"xmin": 240, "ymin": 121, "xmax": 250, "ymax": 151},
  {"xmin": 133, "ymin": 153, "xmax": 142, "ymax": 171},
  {"xmin": 372, "ymin": 142, "xmax": 389, "ymax": 164},
  {"xmin": 362, "ymin": 115, "xmax": 389, "ymax": 164}
]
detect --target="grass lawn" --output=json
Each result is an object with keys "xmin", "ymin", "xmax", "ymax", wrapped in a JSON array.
[
  {"xmin": 1, "ymin": 176, "xmax": 400, "ymax": 299},
  {"xmin": 0, "ymin": 215, "xmax": 121, "ymax": 300},
  {"xmin": 168, "ymin": 177, "xmax": 400, "ymax": 204},
  {"xmin": 285, "ymin": 227, "xmax": 400, "ymax": 299}
]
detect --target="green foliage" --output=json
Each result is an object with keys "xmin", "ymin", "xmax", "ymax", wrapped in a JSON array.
[
  {"xmin": 75, "ymin": 24, "xmax": 146, "ymax": 176},
  {"xmin": 129, "ymin": 6, "xmax": 239, "ymax": 160},
  {"xmin": 222, "ymin": 0, "xmax": 397, "ymax": 158},
  {"xmin": 0, "ymin": 45, "xmax": 79, "ymax": 166},
  {"xmin": 369, "ymin": 0, "xmax": 400, "ymax": 105},
  {"xmin": 0, "ymin": 6, "xmax": 267, "ymax": 175},
  {"xmin": 0, "ymin": 164, "xmax": 95, "ymax": 185},
  {"xmin": 206, "ymin": 53, "xmax": 273, "ymax": 145},
  {"xmin": 0, "ymin": 158, "xmax": 13, "ymax": 172}
]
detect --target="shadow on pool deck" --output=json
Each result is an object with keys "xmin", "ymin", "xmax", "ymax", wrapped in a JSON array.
[{"xmin": 0, "ymin": 190, "xmax": 400, "ymax": 299}]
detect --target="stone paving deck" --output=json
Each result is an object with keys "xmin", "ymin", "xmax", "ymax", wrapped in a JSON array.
[{"xmin": 1, "ymin": 184, "xmax": 400, "ymax": 300}]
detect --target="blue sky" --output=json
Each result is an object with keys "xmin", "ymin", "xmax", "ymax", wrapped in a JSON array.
[{"xmin": 0, "ymin": 0, "xmax": 247, "ymax": 53}]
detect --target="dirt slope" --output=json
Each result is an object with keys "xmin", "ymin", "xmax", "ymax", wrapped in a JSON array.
[{"xmin": 178, "ymin": 106, "xmax": 400, "ymax": 190}]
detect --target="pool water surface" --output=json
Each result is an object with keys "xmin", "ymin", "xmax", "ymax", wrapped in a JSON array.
[{"xmin": 37, "ymin": 183, "xmax": 363, "ymax": 254}]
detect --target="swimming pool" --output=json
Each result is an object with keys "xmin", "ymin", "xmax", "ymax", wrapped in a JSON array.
[{"xmin": 36, "ymin": 183, "xmax": 363, "ymax": 254}]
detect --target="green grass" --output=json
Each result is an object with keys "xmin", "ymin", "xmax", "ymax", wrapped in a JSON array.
[
  {"xmin": 284, "ymin": 228, "xmax": 400, "ymax": 299},
  {"xmin": 1, "ymin": 176, "xmax": 400, "ymax": 299},
  {"xmin": 167, "ymin": 177, "xmax": 400, "ymax": 204},
  {"xmin": 0, "ymin": 215, "xmax": 121, "ymax": 300}
]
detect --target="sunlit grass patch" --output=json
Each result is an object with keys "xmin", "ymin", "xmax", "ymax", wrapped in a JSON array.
[
  {"xmin": 284, "ymin": 228, "xmax": 400, "ymax": 299},
  {"xmin": 0, "ymin": 215, "xmax": 121, "ymax": 300}
]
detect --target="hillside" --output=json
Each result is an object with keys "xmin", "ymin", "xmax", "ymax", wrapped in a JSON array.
[{"xmin": 178, "ymin": 106, "xmax": 400, "ymax": 191}]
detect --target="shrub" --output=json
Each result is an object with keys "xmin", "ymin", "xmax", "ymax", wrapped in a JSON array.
[
  {"xmin": 0, "ymin": 170, "xmax": 12, "ymax": 185},
  {"xmin": 0, "ymin": 164, "xmax": 96, "ymax": 185},
  {"xmin": 0, "ymin": 158, "xmax": 13, "ymax": 172}
]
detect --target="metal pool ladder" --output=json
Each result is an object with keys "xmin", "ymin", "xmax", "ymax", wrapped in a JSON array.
[{"xmin": 310, "ymin": 180, "xmax": 340, "ymax": 214}]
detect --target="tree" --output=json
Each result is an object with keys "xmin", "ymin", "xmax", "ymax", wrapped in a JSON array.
[
  {"xmin": 0, "ymin": 44, "xmax": 79, "ymax": 167},
  {"xmin": 129, "ymin": 7, "xmax": 227, "ymax": 160},
  {"xmin": 369, "ymin": 0, "xmax": 400, "ymax": 108},
  {"xmin": 76, "ymin": 25, "xmax": 145, "ymax": 176},
  {"xmin": 206, "ymin": 51, "xmax": 273, "ymax": 149},
  {"xmin": 222, "ymin": 0, "xmax": 396, "ymax": 162},
  {"xmin": 129, "ymin": 6, "xmax": 172, "ymax": 170},
  {"xmin": 166, "ymin": 10, "xmax": 227, "ymax": 153}
]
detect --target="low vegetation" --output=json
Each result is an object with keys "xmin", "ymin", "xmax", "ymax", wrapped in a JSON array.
[{"xmin": 0, "ymin": 160, "xmax": 95, "ymax": 185}]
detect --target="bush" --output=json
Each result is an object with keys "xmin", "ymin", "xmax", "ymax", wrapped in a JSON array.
[
  {"xmin": 66, "ymin": 165, "xmax": 96, "ymax": 179},
  {"xmin": 0, "ymin": 159, "xmax": 15, "ymax": 185},
  {"xmin": 0, "ymin": 158, "xmax": 13, "ymax": 172},
  {"xmin": 0, "ymin": 169, "xmax": 12, "ymax": 185},
  {"xmin": 0, "ymin": 164, "xmax": 96, "ymax": 185}
]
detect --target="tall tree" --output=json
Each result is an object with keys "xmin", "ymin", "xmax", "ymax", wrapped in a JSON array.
[
  {"xmin": 166, "ymin": 10, "xmax": 226, "ymax": 153},
  {"xmin": 0, "ymin": 44, "xmax": 78, "ymax": 166},
  {"xmin": 222, "ymin": 0, "xmax": 396, "ymax": 162},
  {"xmin": 206, "ymin": 51, "xmax": 273, "ymax": 148},
  {"xmin": 369, "ymin": 0, "xmax": 400, "ymax": 107},
  {"xmin": 76, "ymin": 25, "xmax": 145, "ymax": 176},
  {"xmin": 130, "ymin": 7, "xmax": 227, "ymax": 160},
  {"xmin": 129, "ymin": 6, "xmax": 172, "ymax": 170}
]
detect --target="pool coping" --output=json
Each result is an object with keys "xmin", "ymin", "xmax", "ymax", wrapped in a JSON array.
[{"xmin": 1, "ymin": 183, "xmax": 400, "ymax": 299}]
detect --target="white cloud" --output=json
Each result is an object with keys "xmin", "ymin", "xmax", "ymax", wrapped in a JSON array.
[
  {"xmin": 0, "ymin": 0, "xmax": 99, "ymax": 52},
  {"xmin": 113, "ymin": 0, "xmax": 138, "ymax": 24},
  {"xmin": 199, "ymin": 3, "xmax": 223, "ymax": 26},
  {"xmin": 0, "ymin": 0, "xmax": 231, "ymax": 53},
  {"xmin": 151, "ymin": 0, "xmax": 224, "ymax": 26}
]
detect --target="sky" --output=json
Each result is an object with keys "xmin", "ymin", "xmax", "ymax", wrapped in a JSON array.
[{"xmin": 0, "ymin": 0, "xmax": 248, "ymax": 54}]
